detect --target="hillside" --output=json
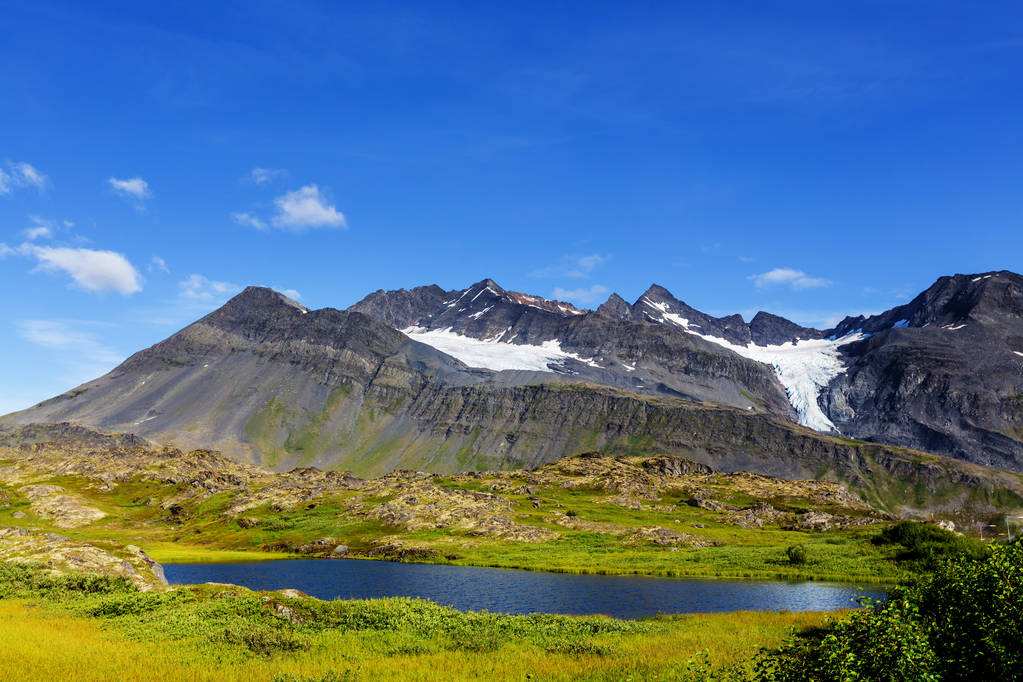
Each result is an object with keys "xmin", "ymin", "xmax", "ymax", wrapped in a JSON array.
[{"xmin": 4, "ymin": 272, "xmax": 1022, "ymax": 476}]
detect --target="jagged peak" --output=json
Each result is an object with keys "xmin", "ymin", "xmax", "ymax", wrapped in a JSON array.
[
  {"xmin": 596, "ymin": 292, "xmax": 631, "ymax": 319},
  {"xmin": 637, "ymin": 283, "xmax": 677, "ymax": 303}
]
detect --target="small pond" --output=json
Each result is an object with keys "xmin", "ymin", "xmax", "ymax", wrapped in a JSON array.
[{"xmin": 165, "ymin": 559, "xmax": 883, "ymax": 619}]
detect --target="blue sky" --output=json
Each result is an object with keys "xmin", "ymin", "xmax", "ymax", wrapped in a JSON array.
[{"xmin": 2, "ymin": 1, "xmax": 1022, "ymax": 412}]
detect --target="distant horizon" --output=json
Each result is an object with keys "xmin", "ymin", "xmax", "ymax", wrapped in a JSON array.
[{"xmin": 3, "ymin": 2, "xmax": 1021, "ymax": 412}]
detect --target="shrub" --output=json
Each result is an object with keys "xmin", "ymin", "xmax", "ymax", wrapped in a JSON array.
[
  {"xmin": 225, "ymin": 625, "xmax": 309, "ymax": 656},
  {"xmin": 758, "ymin": 541, "xmax": 1023, "ymax": 681},
  {"xmin": 914, "ymin": 540, "xmax": 1023, "ymax": 679},
  {"xmin": 873, "ymin": 521, "xmax": 987, "ymax": 567},
  {"xmin": 785, "ymin": 545, "xmax": 807, "ymax": 565},
  {"xmin": 755, "ymin": 598, "xmax": 938, "ymax": 681}
]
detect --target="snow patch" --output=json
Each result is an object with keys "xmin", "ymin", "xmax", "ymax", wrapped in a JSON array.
[
  {"xmin": 403, "ymin": 327, "xmax": 602, "ymax": 372},
  {"xmin": 679, "ymin": 329, "xmax": 865, "ymax": 433},
  {"xmin": 1014, "ymin": 351, "xmax": 1023, "ymax": 358},
  {"xmin": 892, "ymin": 319, "xmax": 910, "ymax": 329},
  {"xmin": 471, "ymin": 286, "xmax": 499, "ymax": 302},
  {"xmin": 943, "ymin": 324, "xmax": 967, "ymax": 331},
  {"xmin": 643, "ymin": 298, "xmax": 695, "ymax": 330},
  {"xmin": 971, "ymin": 275, "xmax": 992, "ymax": 282},
  {"xmin": 642, "ymin": 294, "xmax": 862, "ymax": 432},
  {"xmin": 468, "ymin": 305, "xmax": 494, "ymax": 320}
]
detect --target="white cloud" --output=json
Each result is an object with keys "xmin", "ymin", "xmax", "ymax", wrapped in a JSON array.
[
  {"xmin": 271, "ymin": 185, "xmax": 346, "ymax": 230},
  {"xmin": 137, "ymin": 274, "xmax": 241, "ymax": 327},
  {"xmin": 247, "ymin": 167, "xmax": 287, "ymax": 185},
  {"xmin": 16, "ymin": 319, "xmax": 123, "ymax": 387},
  {"xmin": 552, "ymin": 284, "xmax": 609, "ymax": 305},
  {"xmin": 0, "ymin": 243, "xmax": 14, "ymax": 258},
  {"xmin": 23, "ymin": 226, "xmax": 51, "ymax": 240},
  {"xmin": 22, "ymin": 215, "xmax": 56, "ymax": 241},
  {"xmin": 271, "ymin": 287, "xmax": 302, "ymax": 300},
  {"xmin": 231, "ymin": 211, "xmax": 267, "ymax": 230},
  {"xmin": 0, "ymin": 161, "xmax": 48, "ymax": 194},
  {"xmin": 13, "ymin": 163, "xmax": 47, "ymax": 190},
  {"xmin": 749, "ymin": 267, "xmax": 831, "ymax": 290},
  {"xmin": 179, "ymin": 274, "xmax": 240, "ymax": 301},
  {"xmin": 150, "ymin": 256, "xmax": 170, "ymax": 273},
  {"xmin": 531, "ymin": 253, "xmax": 610, "ymax": 279},
  {"xmin": 108, "ymin": 176, "xmax": 152, "ymax": 205},
  {"xmin": 738, "ymin": 255, "xmax": 756, "ymax": 263},
  {"xmin": 23, "ymin": 244, "xmax": 143, "ymax": 294}
]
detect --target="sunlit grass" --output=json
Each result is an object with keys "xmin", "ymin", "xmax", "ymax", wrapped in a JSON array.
[{"xmin": 0, "ymin": 591, "xmax": 831, "ymax": 682}]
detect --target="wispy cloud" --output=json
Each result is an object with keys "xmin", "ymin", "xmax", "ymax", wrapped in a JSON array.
[
  {"xmin": 531, "ymin": 253, "xmax": 610, "ymax": 279},
  {"xmin": 179, "ymin": 273, "xmax": 241, "ymax": 302},
  {"xmin": 16, "ymin": 319, "xmax": 124, "ymax": 386},
  {"xmin": 108, "ymin": 176, "xmax": 152, "ymax": 208},
  {"xmin": 271, "ymin": 185, "xmax": 346, "ymax": 230},
  {"xmin": 23, "ymin": 226, "xmax": 51, "ymax": 241},
  {"xmin": 266, "ymin": 286, "xmax": 302, "ymax": 301},
  {"xmin": 231, "ymin": 211, "xmax": 267, "ymax": 230},
  {"xmin": 22, "ymin": 215, "xmax": 77, "ymax": 242},
  {"xmin": 0, "ymin": 161, "xmax": 48, "ymax": 194},
  {"xmin": 22, "ymin": 244, "xmax": 143, "ymax": 294},
  {"xmin": 749, "ymin": 267, "xmax": 831, "ymax": 290},
  {"xmin": 246, "ymin": 167, "xmax": 287, "ymax": 185},
  {"xmin": 552, "ymin": 284, "xmax": 609, "ymax": 306},
  {"xmin": 136, "ymin": 274, "xmax": 242, "ymax": 327},
  {"xmin": 149, "ymin": 255, "xmax": 170, "ymax": 273}
]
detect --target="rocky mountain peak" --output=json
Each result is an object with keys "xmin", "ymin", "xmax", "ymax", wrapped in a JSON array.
[
  {"xmin": 596, "ymin": 293, "xmax": 632, "ymax": 320},
  {"xmin": 465, "ymin": 278, "xmax": 506, "ymax": 295},
  {"xmin": 749, "ymin": 312, "xmax": 824, "ymax": 346},
  {"xmin": 830, "ymin": 270, "xmax": 1023, "ymax": 337},
  {"xmin": 206, "ymin": 287, "xmax": 309, "ymax": 332}
]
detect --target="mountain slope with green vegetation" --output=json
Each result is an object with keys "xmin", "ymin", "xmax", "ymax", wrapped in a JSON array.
[
  {"xmin": 0, "ymin": 424, "xmax": 989, "ymax": 584},
  {"xmin": 2, "ymin": 425, "xmax": 1019, "ymax": 680}
]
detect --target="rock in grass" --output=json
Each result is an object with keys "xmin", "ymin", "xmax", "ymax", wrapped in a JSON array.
[{"xmin": 0, "ymin": 527, "xmax": 167, "ymax": 591}]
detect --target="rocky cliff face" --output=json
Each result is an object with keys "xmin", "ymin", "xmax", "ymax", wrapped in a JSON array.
[
  {"xmin": 4, "ymin": 271, "xmax": 1023, "ymax": 475},
  {"xmin": 823, "ymin": 271, "xmax": 1023, "ymax": 470},
  {"xmin": 351, "ymin": 278, "xmax": 795, "ymax": 416}
]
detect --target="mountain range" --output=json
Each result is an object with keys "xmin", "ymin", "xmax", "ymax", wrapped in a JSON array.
[{"xmin": 4, "ymin": 270, "xmax": 1022, "ymax": 481}]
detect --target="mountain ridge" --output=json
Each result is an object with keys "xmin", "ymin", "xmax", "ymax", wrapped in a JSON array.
[{"xmin": 4, "ymin": 269, "xmax": 1022, "ymax": 474}]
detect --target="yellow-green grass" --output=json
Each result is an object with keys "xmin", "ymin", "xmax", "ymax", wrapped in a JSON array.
[
  {"xmin": 0, "ymin": 469, "xmax": 907, "ymax": 583},
  {"xmin": 0, "ymin": 597, "xmax": 830, "ymax": 681},
  {"xmin": 143, "ymin": 543, "xmax": 293, "ymax": 564}
]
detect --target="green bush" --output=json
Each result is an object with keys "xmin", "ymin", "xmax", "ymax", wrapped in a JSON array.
[
  {"xmin": 226, "ymin": 625, "xmax": 309, "ymax": 656},
  {"xmin": 873, "ymin": 521, "xmax": 988, "ymax": 567},
  {"xmin": 755, "ymin": 598, "xmax": 938, "ymax": 681},
  {"xmin": 785, "ymin": 545, "xmax": 807, "ymax": 565},
  {"xmin": 758, "ymin": 541, "xmax": 1023, "ymax": 681},
  {"xmin": 914, "ymin": 539, "xmax": 1023, "ymax": 680}
]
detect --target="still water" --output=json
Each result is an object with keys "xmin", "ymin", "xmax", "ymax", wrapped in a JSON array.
[{"xmin": 165, "ymin": 559, "xmax": 882, "ymax": 619}]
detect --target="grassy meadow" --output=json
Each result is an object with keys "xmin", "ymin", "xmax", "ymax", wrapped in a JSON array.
[{"xmin": 0, "ymin": 562, "xmax": 832, "ymax": 682}]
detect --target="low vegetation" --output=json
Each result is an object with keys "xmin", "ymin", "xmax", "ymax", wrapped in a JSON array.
[
  {"xmin": 0, "ymin": 561, "xmax": 828, "ymax": 681},
  {"xmin": 0, "ymin": 438, "xmax": 927, "ymax": 583},
  {"xmin": 1, "ymin": 535, "xmax": 1018, "ymax": 680},
  {"xmin": 755, "ymin": 540, "xmax": 1023, "ymax": 681},
  {"xmin": 3, "ymin": 428, "xmax": 1020, "ymax": 679}
]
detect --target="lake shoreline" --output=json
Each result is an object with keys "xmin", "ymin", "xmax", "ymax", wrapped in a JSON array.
[{"xmin": 163, "ymin": 557, "xmax": 885, "ymax": 619}]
